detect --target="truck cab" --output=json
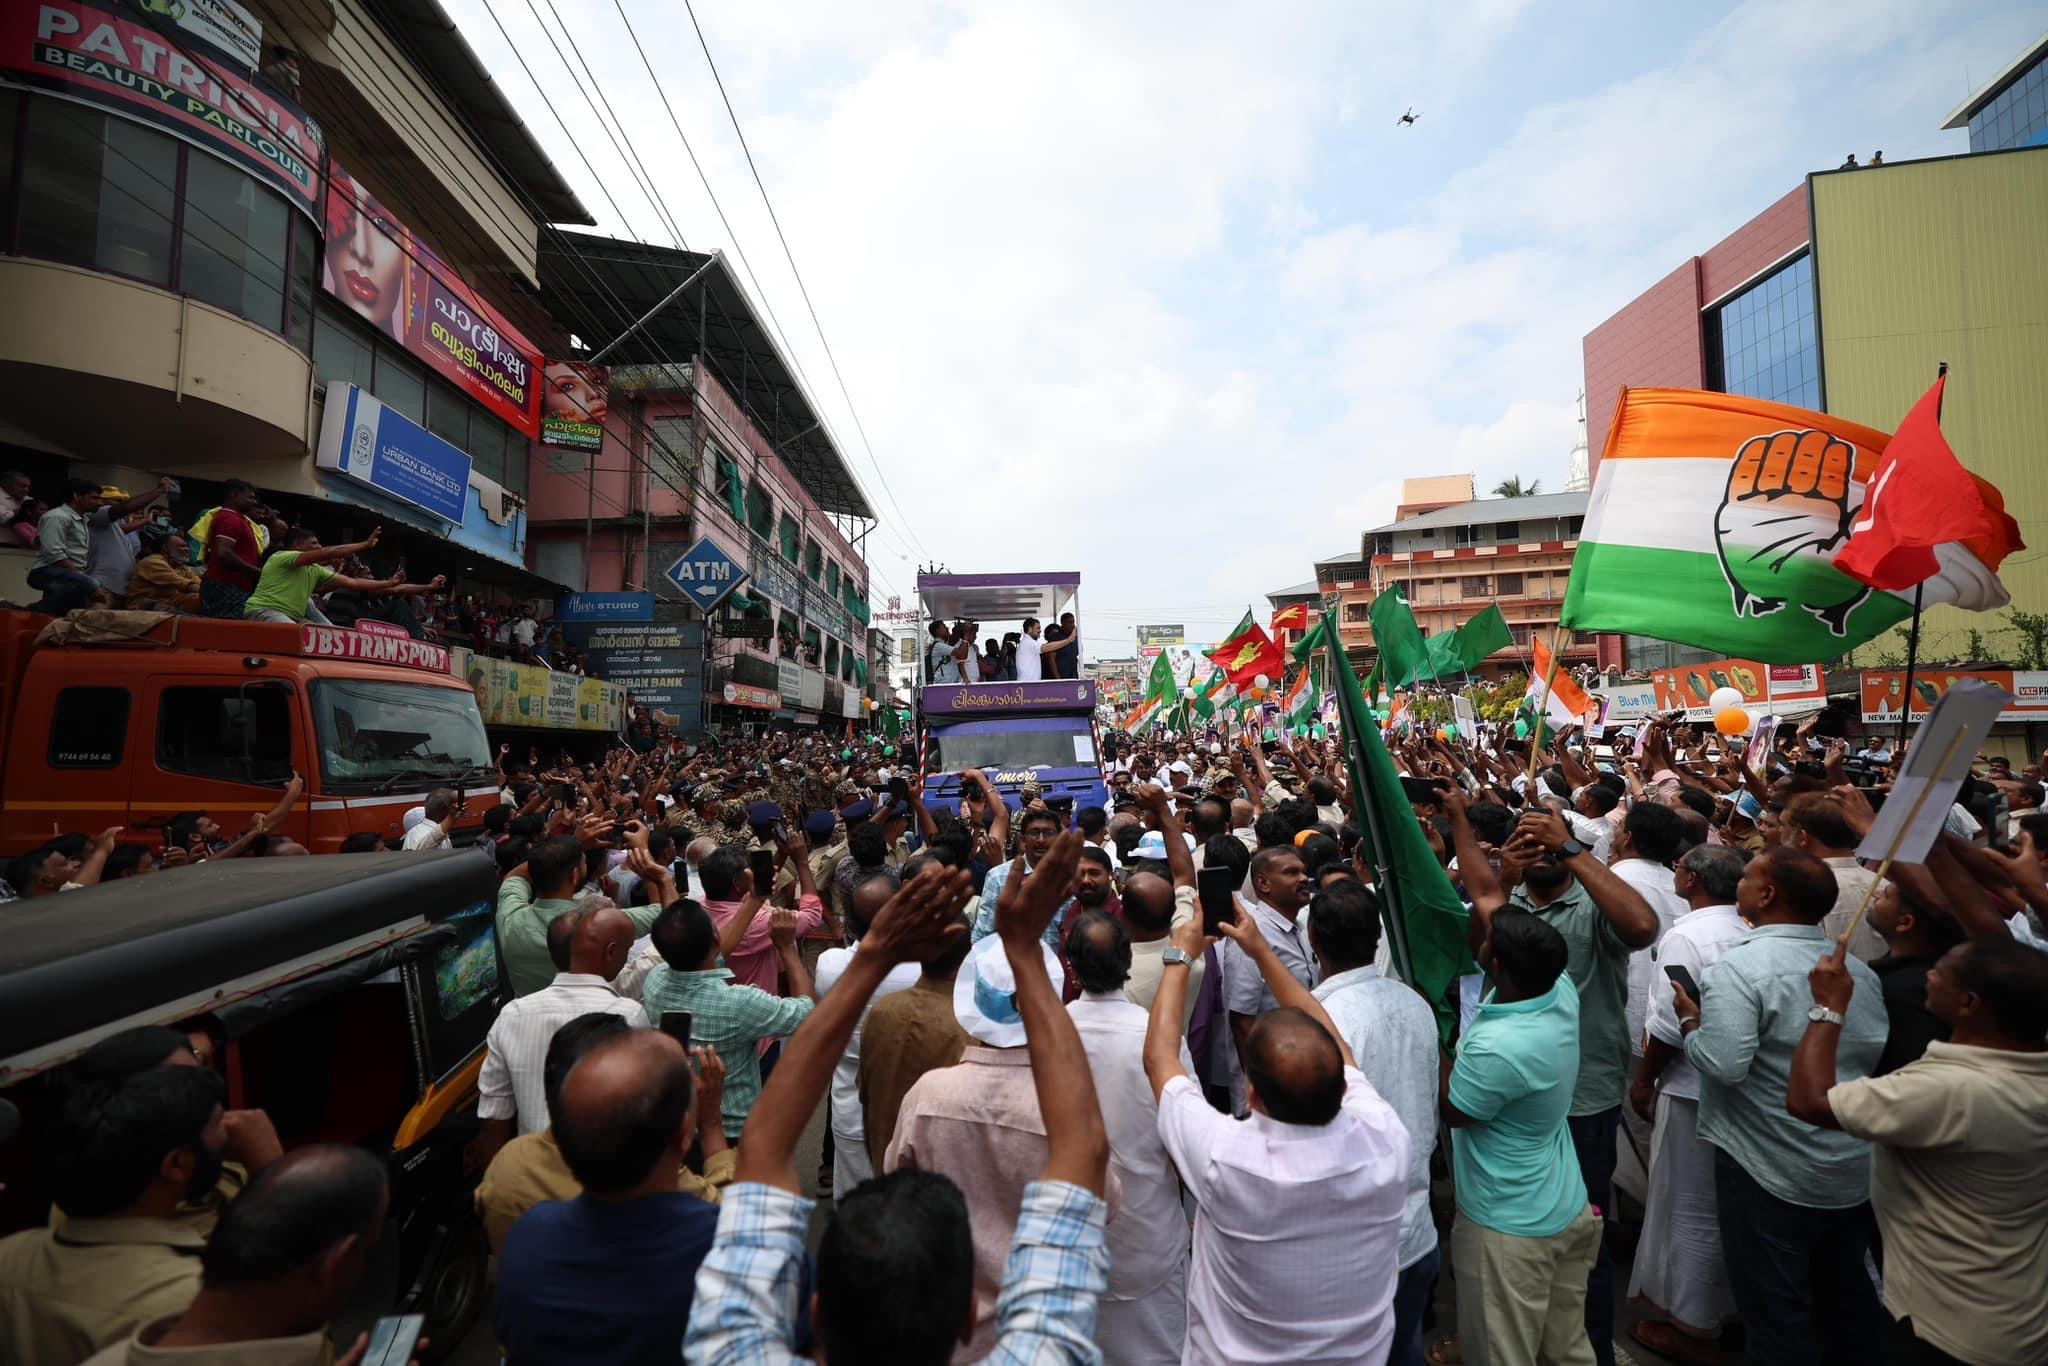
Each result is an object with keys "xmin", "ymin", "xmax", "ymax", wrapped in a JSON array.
[
  {"xmin": 0, "ymin": 611, "xmax": 502, "ymax": 855},
  {"xmin": 915, "ymin": 572, "xmax": 1107, "ymax": 817}
]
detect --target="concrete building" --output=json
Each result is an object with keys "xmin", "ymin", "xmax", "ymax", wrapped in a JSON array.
[
  {"xmin": 1584, "ymin": 36, "xmax": 2048, "ymax": 670},
  {"xmin": 531, "ymin": 233, "xmax": 879, "ymax": 734},
  {"xmin": 0, "ymin": 0, "xmax": 595, "ymax": 599}
]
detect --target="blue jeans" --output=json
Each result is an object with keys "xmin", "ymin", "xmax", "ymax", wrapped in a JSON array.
[
  {"xmin": 1388, "ymin": 1245, "xmax": 1439, "ymax": 1366},
  {"xmin": 1713, "ymin": 1148, "xmax": 1882, "ymax": 1366},
  {"xmin": 1566, "ymin": 1106, "xmax": 1619, "ymax": 1366},
  {"xmin": 26, "ymin": 564, "xmax": 97, "ymax": 615}
]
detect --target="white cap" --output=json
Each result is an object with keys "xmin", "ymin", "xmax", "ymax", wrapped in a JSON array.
[
  {"xmin": 401, "ymin": 805, "xmax": 427, "ymax": 832},
  {"xmin": 954, "ymin": 936, "xmax": 1065, "ymax": 1048}
]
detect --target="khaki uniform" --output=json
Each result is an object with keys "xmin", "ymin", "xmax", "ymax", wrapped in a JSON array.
[
  {"xmin": 0, "ymin": 1215, "xmax": 206, "ymax": 1364},
  {"xmin": 80, "ymin": 1319, "xmax": 333, "ymax": 1366},
  {"xmin": 475, "ymin": 1129, "xmax": 737, "ymax": 1254}
]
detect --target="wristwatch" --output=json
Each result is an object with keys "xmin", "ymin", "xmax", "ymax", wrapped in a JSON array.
[
  {"xmin": 1558, "ymin": 838, "xmax": 1586, "ymax": 858},
  {"xmin": 1161, "ymin": 946, "xmax": 1194, "ymax": 968},
  {"xmin": 1807, "ymin": 1005, "xmax": 1846, "ymax": 1026}
]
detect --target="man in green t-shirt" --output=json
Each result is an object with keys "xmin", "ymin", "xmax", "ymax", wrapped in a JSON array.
[{"xmin": 243, "ymin": 526, "xmax": 443, "ymax": 625}]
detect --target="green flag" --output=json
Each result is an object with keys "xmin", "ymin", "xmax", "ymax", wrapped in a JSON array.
[
  {"xmin": 1452, "ymin": 605, "xmax": 1513, "ymax": 670},
  {"xmin": 1369, "ymin": 586, "xmax": 1430, "ymax": 690},
  {"xmin": 1311, "ymin": 611, "xmax": 1476, "ymax": 1042},
  {"xmin": 1423, "ymin": 631, "xmax": 1462, "ymax": 680}
]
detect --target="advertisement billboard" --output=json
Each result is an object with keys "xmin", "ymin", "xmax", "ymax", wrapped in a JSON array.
[
  {"xmin": 453, "ymin": 647, "xmax": 626, "ymax": 731},
  {"xmin": 3, "ymin": 0, "xmax": 321, "ymax": 210},
  {"xmin": 1860, "ymin": 670, "xmax": 2048, "ymax": 724},
  {"xmin": 322, "ymin": 160, "xmax": 543, "ymax": 437},
  {"xmin": 1650, "ymin": 658, "xmax": 1827, "ymax": 720},
  {"xmin": 540, "ymin": 359, "xmax": 608, "ymax": 451},
  {"xmin": 315, "ymin": 382, "xmax": 472, "ymax": 524},
  {"xmin": 1135, "ymin": 625, "xmax": 1185, "ymax": 648}
]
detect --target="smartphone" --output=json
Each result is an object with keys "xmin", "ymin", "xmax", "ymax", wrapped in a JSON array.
[
  {"xmin": 659, "ymin": 1010, "xmax": 694, "ymax": 1051},
  {"xmin": 1398, "ymin": 776, "xmax": 1443, "ymax": 806},
  {"xmin": 672, "ymin": 859, "xmax": 690, "ymax": 897},
  {"xmin": 1197, "ymin": 866, "xmax": 1237, "ymax": 937},
  {"xmin": 749, "ymin": 846, "xmax": 775, "ymax": 889},
  {"xmin": 1663, "ymin": 964, "xmax": 1700, "ymax": 1001},
  {"xmin": 362, "ymin": 1314, "xmax": 425, "ymax": 1366},
  {"xmin": 888, "ymin": 774, "xmax": 911, "ymax": 802}
]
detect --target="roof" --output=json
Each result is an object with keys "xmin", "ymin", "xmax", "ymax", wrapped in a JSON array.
[
  {"xmin": 537, "ymin": 233, "xmax": 874, "ymax": 519},
  {"xmin": 1364, "ymin": 490, "xmax": 1589, "ymax": 536},
  {"xmin": 918, "ymin": 572, "xmax": 1078, "ymax": 622},
  {"xmin": 1942, "ymin": 31, "xmax": 2048, "ymax": 129},
  {"xmin": 363, "ymin": 0, "xmax": 594, "ymax": 225},
  {"xmin": 1265, "ymin": 580, "xmax": 1322, "ymax": 602},
  {"xmin": 0, "ymin": 851, "xmax": 499, "ymax": 1075},
  {"xmin": 1313, "ymin": 547, "xmax": 1366, "ymax": 567}
]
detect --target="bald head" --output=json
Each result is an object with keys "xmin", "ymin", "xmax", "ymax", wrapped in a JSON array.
[
  {"xmin": 850, "ymin": 874, "xmax": 896, "ymax": 938},
  {"xmin": 554, "ymin": 1030, "xmax": 694, "ymax": 1195},
  {"xmin": 568, "ymin": 902, "xmax": 636, "ymax": 981},
  {"xmin": 1121, "ymin": 870, "xmax": 1173, "ymax": 932},
  {"xmin": 684, "ymin": 836, "xmax": 718, "ymax": 866},
  {"xmin": 1230, "ymin": 798, "xmax": 1256, "ymax": 830},
  {"xmin": 1244, "ymin": 1008, "xmax": 1344, "ymax": 1126}
]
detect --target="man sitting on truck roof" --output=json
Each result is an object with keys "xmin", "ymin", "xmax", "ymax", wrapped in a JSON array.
[{"xmin": 26, "ymin": 478, "xmax": 106, "ymax": 616}]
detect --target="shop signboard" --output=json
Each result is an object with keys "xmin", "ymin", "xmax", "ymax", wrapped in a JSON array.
[
  {"xmin": 1649, "ymin": 657, "xmax": 1826, "ymax": 720},
  {"xmin": 322, "ymin": 159, "xmax": 543, "ymax": 437},
  {"xmin": 1861, "ymin": 669, "xmax": 2048, "ymax": 724},
  {"xmin": 4, "ymin": 0, "xmax": 321, "ymax": 208},
  {"xmin": 747, "ymin": 546, "xmax": 804, "ymax": 613},
  {"xmin": 1590, "ymin": 682, "xmax": 1660, "ymax": 726},
  {"xmin": 315, "ymin": 382, "xmax": 471, "ymax": 524},
  {"xmin": 722, "ymin": 682, "xmax": 780, "ymax": 709},
  {"xmin": 302, "ymin": 624, "xmax": 447, "ymax": 673},
  {"xmin": 799, "ymin": 668, "xmax": 825, "ymax": 713},
  {"xmin": 555, "ymin": 592, "xmax": 653, "ymax": 623},
  {"xmin": 776, "ymin": 658, "xmax": 802, "ymax": 704},
  {"xmin": 581, "ymin": 623, "xmax": 704, "ymax": 717},
  {"xmin": 452, "ymin": 647, "xmax": 627, "ymax": 731},
  {"xmin": 539, "ymin": 359, "xmax": 608, "ymax": 451},
  {"xmin": 662, "ymin": 535, "xmax": 747, "ymax": 614}
]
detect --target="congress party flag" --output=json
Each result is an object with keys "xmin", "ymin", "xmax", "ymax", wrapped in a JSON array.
[
  {"xmin": 1524, "ymin": 636, "xmax": 1596, "ymax": 730},
  {"xmin": 1561, "ymin": 388, "xmax": 2019, "ymax": 663}
]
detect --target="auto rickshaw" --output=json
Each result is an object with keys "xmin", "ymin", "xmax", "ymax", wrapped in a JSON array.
[{"xmin": 0, "ymin": 848, "xmax": 508, "ymax": 1356}]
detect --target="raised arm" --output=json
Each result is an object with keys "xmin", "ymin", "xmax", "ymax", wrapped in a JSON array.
[
  {"xmin": 1511, "ymin": 808, "xmax": 1658, "ymax": 948},
  {"xmin": 994, "ymin": 831, "xmax": 1109, "ymax": 1195},
  {"xmin": 1437, "ymin": 784, "xmax": 1506, "ymax": 954},
  {"xmin": 1144, "ymin": 914, "xmax": 1209, "ymax": 1098},
  {"xmin": 1134, "ymin": 782, "xmax": 1195, "ymax": 890},
  {"xmin": 1214, "ymin": 899, "xmax": 1358, "ymax": 1071},
  {"xmin": 294, "ymin": 527, "xmax": 383, "ymax": 568}
]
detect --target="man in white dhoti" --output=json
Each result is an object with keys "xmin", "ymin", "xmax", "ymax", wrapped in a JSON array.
[{"xmin": 1626, "ymin": 844, "xmax": 1749, "ymax": 1362}]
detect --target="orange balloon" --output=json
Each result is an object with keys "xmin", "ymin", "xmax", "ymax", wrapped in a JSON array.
[{"xmin": 1714, "ymin": 706, "xmax": 1751, "ymax": 737}]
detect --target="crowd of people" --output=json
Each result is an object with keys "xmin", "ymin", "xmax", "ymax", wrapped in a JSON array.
[
  {"xmin": 926, "ymin": 613, "xmax": 1082, "ymax": 683},
  {"xmin": 3, "ymin": 705, "xmax": 2047, "ymax": 1366}
]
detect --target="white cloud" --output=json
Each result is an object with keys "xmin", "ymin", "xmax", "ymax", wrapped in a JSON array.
[{"xmin": 448, "ymin": 0, "xmax": 2039, "ymax": 650}]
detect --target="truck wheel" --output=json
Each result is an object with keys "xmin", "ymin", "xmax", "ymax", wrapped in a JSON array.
[{"xmin": 417, "ymin": 1218, "xmax": 490, "ymax": 1360}]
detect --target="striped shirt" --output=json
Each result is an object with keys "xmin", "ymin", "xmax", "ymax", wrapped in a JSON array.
[
  {"xmin": 685, "ymin": 1179, "xmax": 1107, "ymax": 1365},
  {"xmin": 642, "ymin": 967, "xmax": 814, "ymax": 1139},
  {"xmin": 478, "ymin": 974, "xmax": 648, "ymax": 1134}
]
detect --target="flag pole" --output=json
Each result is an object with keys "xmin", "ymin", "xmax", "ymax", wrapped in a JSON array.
[
  {"xmin": 1527, "ymin": 626, "xmax": 1567, "ymax": 787},
  {"xmin": 1894, "ymin": 361, "xmax": 1947, "ymax": 753}
]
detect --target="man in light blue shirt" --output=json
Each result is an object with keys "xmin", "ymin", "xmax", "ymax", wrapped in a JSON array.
[
  {"xmin": 1309, "ymin": 879, "xmax": 1440, "ymax": 1366},
  {"xmin": 1676, "ymin": 844, "xmax": 1887, "ymax": 1366}
]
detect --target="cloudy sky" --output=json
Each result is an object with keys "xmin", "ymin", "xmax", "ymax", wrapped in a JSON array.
[{"xmin": 449, "ymin": 0, "xmax": 2040, "ymax": 655}]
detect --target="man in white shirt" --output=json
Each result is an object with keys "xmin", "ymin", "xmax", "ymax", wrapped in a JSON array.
[
  {"xmin": 1307, "ymin": 879, "xmax": 1440, "ymax": 1366},
  {"xmin": 1067, "ymin": 912, "xmax": 1192, "ymax": 1366},
  {"xmin": 814, "ymin": 873, "xmax": 922, "ymax": 1195},
  {"xmin": 1145, "ymin": 897, "xmax": 1410, "ymax": 1366},
  {"xmin": 1013, "ymin": 616, "xmax": 1046, "ymax": 681},
  {"xmin": 1607, "ymin": 802, "xmax": 1693, "ymax": 1059},
  {"xmin": 1625, "ymin": 844, "xmax": 1749, "ymax": 1359},
  {"xmin": 401, "ymin": 788, "xmax": 460, "ymax": 850},
  {"xmin": 512, "ymin": 610, "xmax": 539, "ymax": 650},
  {"xmin": 478, "ymin": 902, "xmax": 645, "ymax": 1150}
]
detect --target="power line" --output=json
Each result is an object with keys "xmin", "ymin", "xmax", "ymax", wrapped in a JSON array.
[{"xmin": 665, "ymin": 0, "xmax": 926, "ymax": 558}]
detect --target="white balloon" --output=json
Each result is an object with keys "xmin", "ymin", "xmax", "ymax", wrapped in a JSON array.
[
  {"xmin": 1253, "ymin": 673, "xmax": 1271, "ymax": 691},
  {"xmin": 1707, "ymin": 686, "xmax": 1745, "ymax": 714}
]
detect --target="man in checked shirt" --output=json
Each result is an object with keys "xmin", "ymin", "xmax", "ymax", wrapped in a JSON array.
[{"xmin": 685, "ymin": 835, "xmax": 1111, "ymax": 1365}]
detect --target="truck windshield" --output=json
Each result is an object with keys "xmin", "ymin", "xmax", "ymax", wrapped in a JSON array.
[
  {"xmin": 311, "ymin": 679, "xmax": 492, "ymax": 791},
  {"xmin": 930, "ymin": 720, "xmax": 1094, "ymax": 773}
]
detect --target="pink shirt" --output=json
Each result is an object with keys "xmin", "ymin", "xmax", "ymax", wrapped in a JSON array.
[{"xmin": 702, "ymin": 893, "xmax": 825, "ymax": 995}]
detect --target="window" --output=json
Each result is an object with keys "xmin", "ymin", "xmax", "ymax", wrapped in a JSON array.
[
  {"xmin": 426, "ymin": 378, "xmax": 470, "ymax": 451},
  {"xmin": 1460, "ymin": 576, "xmax": 1495, "ymax": 599},
  {"xmin": 1494, "ymin": 522, "xmax": 1519, "ymax": 542},
  {"xmin": 468, "ymin": 414, "xmax": 508, "ymax": 487},
  {"xmin": 803, "ymin": 626, "xmax": 822, "ymax": 667},
  {"xmin": 1496, "ymin": 572, "xmax": 1524, "ymax": 597},
  {"xmin": 1709, "ymin": 254, "xmax": 1819, "ymax": 411},
  {"xmin": 50, "ymin": 686, "xmax": 130, "ymax": 767},
  {"xmin": 182, "ymin": 151, "xmax": 289, "ymax": 330},
  {"xmin": 650, "ymin": 416, "xmax": 695, "ymax": 480},
  {"xmin": 779, "ymin": 513, "xmax": 800, "ymax": 562},
  {"xmin": 1566, "ymin": 516, "xmax": 1584, "ymax": 536},
  {"xmin": 746, "ymin": 483, "xmax": 773, "ymax": 536},
  {"xmin": 18, "ymin": 98, "xmax": 177, "ymax": 287},
  {"xmin": 825, "ymin": 560, "xmax": 840, "ymax": 595},
  {"xmin": 804, "ymin": 540, "xmax": 823, "ymax": 582},
  {"xmin": 1343, "ymin": 601, "xmax": 1370, "ymax": 623},
  {"xmin": 286, "ymin": 216, "xmax": 316, "ymax": 351},
  {"xmin": 157, "ymin": 683, "xmax": 295, "ymax": 784},
  {"xmin": 825, "ymin": 639, "xmax": 839, "ymax": 675},
  {"xmin": 313, "ymin": 303, "xmax": 375, "ymax": 391},
  {"xmin": 374, "ymin": 347, "xmax": 427, "ymax": 425},
  {"xmin": 309, "ymin": 678, "xmax": 491, "ymax": 790}
]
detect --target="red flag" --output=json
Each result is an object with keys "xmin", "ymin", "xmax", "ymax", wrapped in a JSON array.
[
  {"xmin": 1206, "ymin": 621, "xmax": 1286, "ymax": 692},
  {"xmin": 1834, "ymin": 374, "xmax": 2023, "ymax": 591},
  {"xmin": 1271, "ymin": 602, "xmax": 1308, "ymax": 632}
]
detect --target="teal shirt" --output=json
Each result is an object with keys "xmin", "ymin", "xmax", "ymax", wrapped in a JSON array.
[
  {"xmin": 1684, "ymin": 922, "xmax": 1886, "ymax": 1208},
  {"xmin": 493, "ymin": 876, "xmax": 658, "ymax": 998},
  {"xmin": 642, "ymin": 965, "xmax": 815, "ymax": 1139},
  {"xmin": 1511, "ymin": 879, "xmax": 1632, "ymax": 1116},
  {"xmin": 1449, "ymin": 977, "xmax": 1589, "ymax": 1238}
]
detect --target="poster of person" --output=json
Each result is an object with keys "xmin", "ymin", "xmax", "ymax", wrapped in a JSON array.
[
  {"xmin": 322, "ymin": 161, "xmax": 543, "ymax": 438},
  {"xmin": 540, "ymin": 359, "xmax": 610, "ymax": 450}
]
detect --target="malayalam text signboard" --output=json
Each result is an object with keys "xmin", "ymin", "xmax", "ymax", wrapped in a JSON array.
[
  {"xmin": 581, "ymin": 623, "xmax": 704, "ymax": 718},
  {"xmin": 540, "ymin": 359, "xmax": 608, "ymax": 451}
]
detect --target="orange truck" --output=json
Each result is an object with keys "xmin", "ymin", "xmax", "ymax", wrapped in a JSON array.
[{"xmin": 0, "ymin": 611, "xmax": 504, "ymax": 855}]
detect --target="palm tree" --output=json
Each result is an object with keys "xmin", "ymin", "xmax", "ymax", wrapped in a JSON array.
[{"xmin": 1491, "ymin": 476, "xmax": 1541, "ymax": 498}]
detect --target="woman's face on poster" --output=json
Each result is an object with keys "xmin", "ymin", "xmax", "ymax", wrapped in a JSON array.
[
  {"xmin": 325, "ymin": 177, "xmax": 406, "ymax": 328},
  {"xmin": 545, "ymin": 362, "xmax": 608, "ymax": 422}
]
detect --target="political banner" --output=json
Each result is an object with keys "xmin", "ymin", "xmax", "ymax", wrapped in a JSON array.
[{"xmin": 1861, "ymin": 669, "xmax": 2048, "ymax": 724}]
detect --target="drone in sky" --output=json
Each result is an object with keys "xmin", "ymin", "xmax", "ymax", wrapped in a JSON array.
[{"xmin": 1397, "ymin": 108, "xmax": 1420, "ymax": 127}]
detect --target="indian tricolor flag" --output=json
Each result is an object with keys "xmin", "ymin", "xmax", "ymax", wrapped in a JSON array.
[
  {"xmin": 1562, "ymin": 388, "xmax": 2020, "ymax": 663},
  {"xmin": 1525, "ymin": 637, "xmax": 1596, "ymax": 729}
]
